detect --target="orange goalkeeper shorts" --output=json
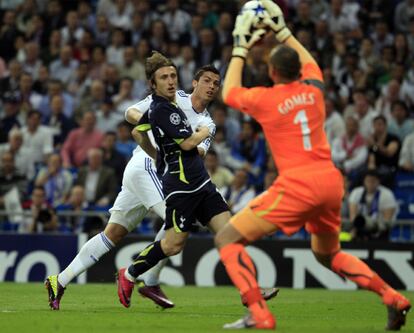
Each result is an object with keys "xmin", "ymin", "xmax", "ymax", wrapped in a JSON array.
[{"xmin": 230, "ymin": 166, "xmax": 344, "ymax": 242}]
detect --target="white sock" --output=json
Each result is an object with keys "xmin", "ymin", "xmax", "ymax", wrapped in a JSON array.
[
  {"xmin": 58, "ymin": 232, "xmax": 114, "ymax": 287},
  {"xmin": 142, "ymin": 224, "xmax": 168, "ymax": 286}
]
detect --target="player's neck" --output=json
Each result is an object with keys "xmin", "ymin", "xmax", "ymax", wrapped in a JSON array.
[{"xmin": 190, "ymin": 94, "xmax": 206, "ymax": 113}]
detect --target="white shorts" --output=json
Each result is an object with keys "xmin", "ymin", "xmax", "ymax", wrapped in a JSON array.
[{"xmin": 108, "ymin": 150, "xmax": 164, "ymax": 232}]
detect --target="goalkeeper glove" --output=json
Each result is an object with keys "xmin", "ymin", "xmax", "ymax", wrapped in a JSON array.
[
  {"xmin": 261, "ymin": 0, "xmax": 291, "ymax": 43},
  {"xmin": 232, "ymin": 12, "xmax": 267, "ymax": 59}
]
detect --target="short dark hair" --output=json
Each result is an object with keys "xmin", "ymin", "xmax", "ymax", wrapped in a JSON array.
[
  {"xmin": 364, "ymin": 169, "xmax": 380, "ymax": 179},
  {"xmin": 193, "ymin": 65, "xmax": 220, "ymax": 81},
  {"xmin": 269, "ymin": 45, "xmax": 301, "ymax": 80},
  {"xmin": 27, "ymin": 109, "xmax": 41, "ymax": 119},
  {"xmin": 373, "ymin": 114, "xmax": 387, "ymax": 124},
  {"xmin": 145, "ymin": 51, "xmax": 176, "ymax": 82},
  {"xmin": 206, "ymin": 150, "xmax": 218, "ymax": 158},
  {"xmin": 391, "ymin": 100, "xmax": 408, "ymax": 112}
]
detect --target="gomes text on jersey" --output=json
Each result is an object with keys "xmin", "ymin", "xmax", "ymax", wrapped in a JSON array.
[{"xmin": 140, "ymin": 94, "xmax": 210, "ymax": 197}]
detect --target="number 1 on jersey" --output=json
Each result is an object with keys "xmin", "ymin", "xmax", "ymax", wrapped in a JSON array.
[{"xmin": 294, "ymin": 110, "xmax": 312, "ymax": 151}]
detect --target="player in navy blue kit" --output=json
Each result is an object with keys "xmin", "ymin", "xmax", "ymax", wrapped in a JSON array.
[{"xmin": 116, "ymin": 51, "xmax": 231, "ymax": 302}]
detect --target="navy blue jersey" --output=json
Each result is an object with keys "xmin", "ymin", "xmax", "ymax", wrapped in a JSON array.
[{"xmin": 138, "ymin": 94, "xmax": 210, "ymax": 197}]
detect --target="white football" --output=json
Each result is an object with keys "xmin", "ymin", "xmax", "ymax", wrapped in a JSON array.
[{"xmin": 240, "ymin": 0, "xmax": 269, "ymax": 29}]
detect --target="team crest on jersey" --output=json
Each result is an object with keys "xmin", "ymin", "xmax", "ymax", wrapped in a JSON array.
[
  {"xmin": 182, "ymin": 118, "xmax": 190, "ymax": 128},
  {"xmin": 170, "ymin": 113, "xmax": 181, "ymax": 125}
]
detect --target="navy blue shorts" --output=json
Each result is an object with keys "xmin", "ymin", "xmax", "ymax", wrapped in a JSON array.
[{"xmin": 165, "ymin": 181, "xmax": 229, "ymax": 233}]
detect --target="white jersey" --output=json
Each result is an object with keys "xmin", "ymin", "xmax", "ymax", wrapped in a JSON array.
[{"xmin": 126, "ymin": 90, "xmax": 215, "ymax": 156}]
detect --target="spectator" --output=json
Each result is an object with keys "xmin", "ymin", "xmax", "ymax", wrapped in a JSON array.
[
  {"xmin": 227, "ymin": 120, "xmax": 267, "ymax": 188},
  {"xmin": 210, "ymin": 126, "xmax": 231, "ymax": 168},
  {"xmin": 148, "ymin": 19, "xmax": 169, "ymax": 55},
  {"xmin": 215, "ymin": 12, "xmax": 233, "ymax": 47},
  {"xmin": 89, "ymin": 45, "xmax": 107, "ymax": 80},
  {"xmin": 115, "ymin": 121, "xmax": 136, "ymax": 160},
  {"xmin": 211, "ymin": 103, "xmax": 241, "ymax": 145},
  {"xmin": 40, "ymin": 29, "xmax": 62, "ymax": 66},
  {"xmin": 394, "ymin": 0, "xmax": 414, "ymax": 33},
  {"xmin": 61, "ymin": 111, "xmax": 104, "ymax": 168},
  {"xmin": 205, "ymin": 150, "xmax": 234, "ymax": 191},
  {"xmin": 0, "ymin": 59, "xmax": 21, "ymax": 94},
  {"xmin": 196, "ymin": 0, "xmax": 219, "ymax": 29},
  {"xmin": 220, "ymin": 169, "xmax": 256, "ymax": 214},
  {"xmin": 162, "ymin": 0, "xmax": 192, "ymax": 42},
  {"xmin": 38, "ymin": 79, "xmax": 75, "ymax": 119},
  {"xmin": 0, "ymin": 91, "xmax": 22, "ymax": 143},
  {"xmin": 177, "ymin": 45, "xmax": 196, "ymax": 92},
  {"xmin": 106, "ymin": 28, "xmax": 126, "ymax": 66},
  {"xmin": 60, "ymin": 10, "xmax": 84, "ymax": 45},
  {"xmin": 195, "ymin": 28, "xmax": 220, "ymax": 67},
  {"xmin": 375, "ymin": 79, "xmax": 402, "ymax": 121},
  {"xmin": 32, "ymin": 65, "xmax": 50, "ymax": 95},
  {"xmin": 18, "ymin": 72, "xmax": 42, "ymax": 112},
  {"xmin": 77, "ymin": 1, "xmax": 96, "ymax": 31},
  {"xmin": 21, "ymin": 110, "xmax": 53, "ymax": 165},
  {"xmin": 324, "ymin": 96, "xmax": 345, "ymax": 146},
  {"xmin": 118, "ymin": 46, "xmax": 145, "ymax": 81},
  {"xmin": 75, "ymin": 148, "xmax": 118, "ymax": 207},
  {"xmin": 293, "ymin": 0, "xmax": 315, "ymax": 34},
  {"xmin": 102, "ymin": 64, "xmax": 120, "ymax": 97},
  {"xmin": 94, "ymin": 14, "xmax": 111, "ymax": 46},
  {"xmin": 244, "ymin": 46, "xmax": 272, "ymax": 88},
  {"xmin": 96, "ymin": 98, "xmax": 123, "ymax": 133},
  {"xmin": 367, "ymin": 115, "xmax": 401, "ymax": 188},
  {"xmin": 399, "ymin": 132, "xmax": 414, "ymax": 172},
  {"xmin": 20, "ymin": 42, "xmax": 42, "ymax": 80},
  {"xmin": 331, "ymin": 114, "xmax": 368, "ymax": 185},
  {"xmin": 76, "ymin": 80, "xmax": 106, "ymax": 121},
  {"xmin": 22, "ymin": 186, "xmax": 58, "ymax": 233},
  {"xmin": 112, "ymin": 77, "xmax": 136, "ymax": 114},
  {"xmin": 34, "ymin": 153, "xmax": 73, "ymax": 207},
  {"xmin": 107, "ymin": 0, "xmax": 133, "ymax": 30},
  {"xmin": 67, "ymin": 61, "xmax": 92, "ymax": 104},
  {"xmin": 180, "ymin": 14, "xmax": 203, "ymax": 48},
  {"xmin": 44, "ymin": 95, "xmax": 77, "ymax": 147},
  {"xmin": 44, "ymin": 0, "xmax": 65, "ymax": 32},
  {"xmin": 349, "ymin": 170, "xmax": 398, "ymax": 241},
  {"xmin": 371, "ymin": 20, "xmax": 394, "ymax": 55},
  {"xmin": 101, "ymin": 131, "xmax": 126, "ymax": 182},
  {"xmin": 322, "ymin": 0, "xmax": 359, "ymax": 34},
  {"xmin": 0, "ymin": 128, "xmax": 35, "ymax": 179},
  {"xmin": 0, "ymin": 10, "xmax": 21, "ymax": 61},
  {"xmin": 56, "ymin": 184, "xmax": 89, "ymax": 232},
  {"xmin": 388, "ymin": 101, "xmax": 414, "ymax": 141},
  {"xmin": 344, "ymin": 90, "xmax": 378, "ymax": 139},
  {"xmin": 49, "ymin": 45, "xmax": 79, "ymax": 84},
  {"xmin": 0, "ymin": 151, "xmax": 27, "ymax": 208},
  {"xmin": 130, "ymin": 11, "xmax": 145, "ymax": 46}
]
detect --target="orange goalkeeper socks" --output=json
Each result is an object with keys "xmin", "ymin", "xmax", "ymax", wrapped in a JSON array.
[
  {"xmin": 331, "ymin": 251, "xmax": 394, "ymax": 297},
  {"xmin": 219, "ymin": 243, "xmax": 272, "ymax": 320}
]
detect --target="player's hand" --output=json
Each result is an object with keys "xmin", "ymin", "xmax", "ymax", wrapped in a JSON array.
[
  {"xmin": 261, "ymin": 0, "xmax": 291, "ymax": 42},
  {"xmin": 232, "ymin": 12, "xmax": 267, "ymax": 59},
  {"xmin": 196, "ymin": 125, "xmax": 210, "ymax": 139}
]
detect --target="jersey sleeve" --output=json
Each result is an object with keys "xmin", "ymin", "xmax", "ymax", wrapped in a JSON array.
[
  {"xmin": 225, "ymin": 86, "xmax": 268, "ymax": 118},
  {"xmin": 153, "ymin": 105, "xmax": 193, "ymax": 144},
  {"xmin": 300, "ymin": 63, "xmax": 323, "ymax": 82},
  {"xmin": 124, "ymin": 95, "xmax": 153, "ymax": 120},
  {"xmin": 136, "ymin": 110, "xmax": 151, "ymax": 131}
]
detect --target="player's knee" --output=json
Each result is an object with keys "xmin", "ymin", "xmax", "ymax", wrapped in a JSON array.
[
  {"xmin": 104, "ymin": 224, "xmax": 127, "ymax": 244},
  {"xmin": 312, "ymin": 251, "xmax": 333, "ymax": 269},
  {"xmin": 161, "ymin": 241, "xmax": 184, "ymax": 256}
]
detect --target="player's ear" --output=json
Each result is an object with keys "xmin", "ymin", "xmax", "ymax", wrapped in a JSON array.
[{"xmin": 192, "ymin": 79, "xmax": 197, "ymax": 90}]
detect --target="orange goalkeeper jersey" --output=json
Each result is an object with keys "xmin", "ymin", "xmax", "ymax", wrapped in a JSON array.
[{"xmin": 225, "ymin": 63, "xmax": 334, "ymax": 175}]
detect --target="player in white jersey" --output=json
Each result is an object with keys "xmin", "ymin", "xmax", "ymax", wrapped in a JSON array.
[{"xmin": 44, "ymin": 65, "xmax": 219, "ymax": 310}]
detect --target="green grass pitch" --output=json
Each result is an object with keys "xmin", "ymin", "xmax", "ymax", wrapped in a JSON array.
[{"xmin": 0, "ymin": 283, "xmax": 413, "ymax": 333}]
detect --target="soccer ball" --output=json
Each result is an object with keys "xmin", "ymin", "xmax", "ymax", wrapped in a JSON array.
[{"xmin": 240, "ymin": 0, "xmax": 269, "ymax": 29}]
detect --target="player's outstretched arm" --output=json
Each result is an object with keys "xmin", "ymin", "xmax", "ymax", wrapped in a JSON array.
[{"xmin": 261, "ymin": 0, "xmax": 317, "ymax": 67}]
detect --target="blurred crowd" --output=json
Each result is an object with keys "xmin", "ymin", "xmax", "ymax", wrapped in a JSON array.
[{"xmin": 0, "ymin": 0, "xmax": 414, "ymax": 240}]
